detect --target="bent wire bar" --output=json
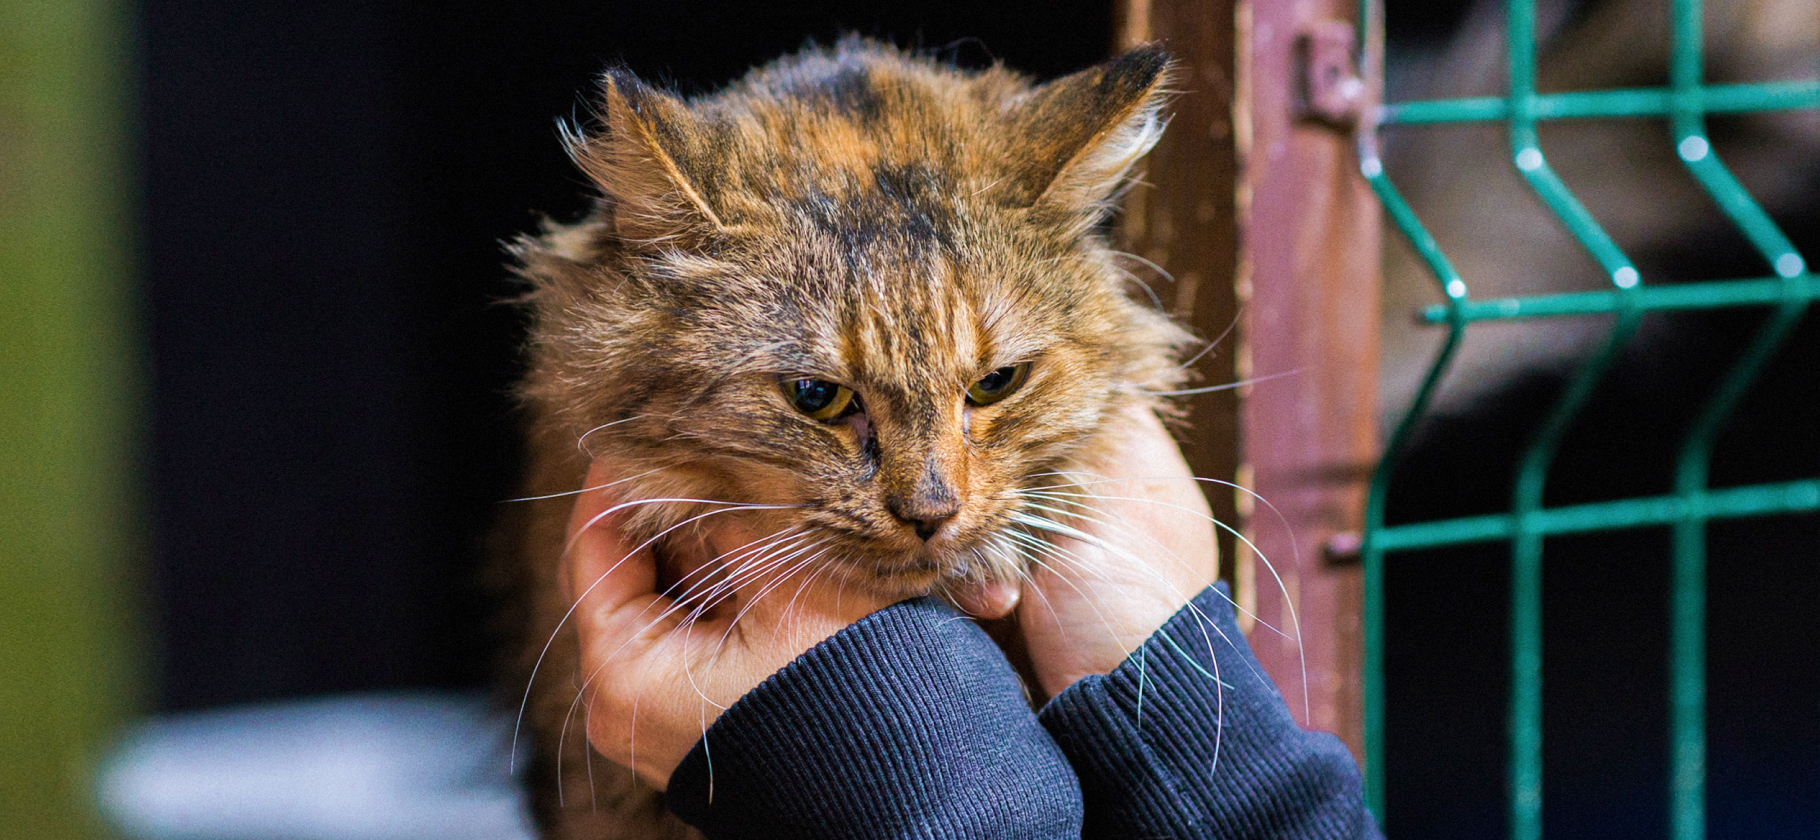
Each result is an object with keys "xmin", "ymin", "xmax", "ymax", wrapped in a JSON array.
[{"xmin": 1354, "ymin": 0, "xmax": 1820, "ymax": 838}]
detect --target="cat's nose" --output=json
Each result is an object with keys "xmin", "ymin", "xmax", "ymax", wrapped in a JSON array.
[
  {"xmin": 887, "ymin": 498, "xmax": 959, "ymax": 541},
  {"xmin": 882, "ymin": 450, "xmax": 965, "ymax": 541}
]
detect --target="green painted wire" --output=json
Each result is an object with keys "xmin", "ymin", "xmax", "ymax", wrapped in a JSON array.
[
  {"xmin": 1358, "ymin": 137, "xmax": 1471, "ymax": 825},
  {"xmin": 1381, "ymin": 80, "xmax": 1820, "ymax": 125},
  {"xmin": 1666, "ymin": 293, "xmax": 1807, "ymax": 840},
  {"xmin": 1369, "ymin": 479, "xmax": 1820, "ymax": 551},
  {"xmin": 1419, "ymin": 276, "xmax": 1818, "ymax": 322},
  {"xmin": 1504, "ymin": 294, "xmax": 1644, "ymax": 840},
  {"xmin": 1664, "ymin": 1, "xmax": 1814, "ymax": 836},
  {"xmin": 1506, "ymin": 0, "xmax": 1648, "ymax": 835},
  {"xmin": 1667, "ymin": 11, "xmax": 1805, "ymax": 276}
]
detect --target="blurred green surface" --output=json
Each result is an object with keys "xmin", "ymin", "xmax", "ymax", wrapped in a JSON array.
[{"xmin": 1, "ymin": 0, "xmax": 140, "ymax": 837}]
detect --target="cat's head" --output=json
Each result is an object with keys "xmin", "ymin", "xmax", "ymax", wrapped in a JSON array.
[{"xmin": 518, "ymin": 39, "xmax": 1192, "ymax": 597}]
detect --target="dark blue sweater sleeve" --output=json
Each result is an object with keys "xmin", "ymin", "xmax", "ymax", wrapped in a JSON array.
[
  {"xmin": 1039, "ymin": 583, "xmax": 1382, "ymax": 839},
  {"xmin": 664, "ymin": 596, "xmax": 1082, "ymax": 839}
]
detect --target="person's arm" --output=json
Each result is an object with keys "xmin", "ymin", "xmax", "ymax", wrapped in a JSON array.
[
  {"xmin": 973, "ymin": 408, "xmax": 1377, "ymax": 838},
  {"xmin": 664, "ymin": 596, "xmax": 1082, "ymax": 839},
  {"xmin": 1039, "ymin": 583, "xmax": 1380, "ymax": 839}
]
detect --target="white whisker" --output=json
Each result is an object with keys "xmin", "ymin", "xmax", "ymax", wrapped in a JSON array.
[
  {"xmin": 1145, "ymin": 367, "xmax": 1301, "ymax": 396},
  {"xmin": 501, "ymin": 465, "xmax": 671, "ymax": 503},
  {"xmin": 577, "ymin": 415, "xmax": 646, "ymax": 454}
]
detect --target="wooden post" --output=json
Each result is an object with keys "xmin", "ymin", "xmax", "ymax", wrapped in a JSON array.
[
  {"xmin": 1119, "ymin": 0, "xmax": 1380, "ymax": 759},
  {"xmin": 1116, "ymin": 0, "xmax": 1244, "ymax": 610}
]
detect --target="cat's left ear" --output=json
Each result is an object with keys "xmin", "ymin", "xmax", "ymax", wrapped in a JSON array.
[
  {"xmin": 1005, "ymin": 45, "xmax": 1172, "ymax": 223},
  {"xmin": 567, "ymin": 69, "xmax": 728, "ymax": 248}
]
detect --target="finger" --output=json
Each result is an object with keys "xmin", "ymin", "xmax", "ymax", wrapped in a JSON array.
[
  {"xmin": 949, "ymin": 578, "xmax": 1023, "ymax": 619},
  {"xmin": 564, "ymin": 458, "xmax": 661, "ymax": 618},
  {"xmin": 1120, "ymin": 409, "xmax": 1205, "ymax": 502},
  {"xmin": 1097, "ymin": 408, "xmax": 1219, "ymax": 585}
]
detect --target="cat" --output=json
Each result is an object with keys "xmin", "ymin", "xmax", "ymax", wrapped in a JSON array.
[{"xmin": 496, "ymin": 38, "xmax": 1194, "ymax": 839}]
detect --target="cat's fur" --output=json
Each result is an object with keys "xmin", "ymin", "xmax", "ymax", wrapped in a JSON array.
[{"xmin": 499, "ymin": 39, "xmax": 1191, "ymax": 839}]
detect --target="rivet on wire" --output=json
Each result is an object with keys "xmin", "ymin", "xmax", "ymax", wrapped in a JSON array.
[
  {"xmin": 1775, "ymin": 253, "xmax": 1805, "ymax": 277},
  {"xmin": 1677, "ymin": 136, "xmax": 1710, "ymax": 162},
  {"xmin": 1515, "ymin": 148, "xmax": 1543, "ymax": 172},
  {"xmin": 1614, "ymin": 267, "xmax": 1640, "ymax": 288}
]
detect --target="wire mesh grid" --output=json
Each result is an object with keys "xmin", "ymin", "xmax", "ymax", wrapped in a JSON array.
[{"xmin": 1353, "ymin": 0, "xmax": 1820, "ymax": 837}]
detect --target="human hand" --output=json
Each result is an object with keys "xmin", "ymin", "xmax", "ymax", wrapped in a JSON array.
[
  {"xmin": 1004, "ymin": 407, "xmax": 1220, "ymax": 700},
  {"xmin": 563, "ymin": 460, "xmax": 892, "ymax": 790}
]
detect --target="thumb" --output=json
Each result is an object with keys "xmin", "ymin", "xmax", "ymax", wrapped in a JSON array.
[
  {"xmin": 948, "ymin": 578, "xmax": 1023, "ymax": 619},
  {"xmin": 563, "ymin": 459, "xmax": 660, "ymax": 619}
]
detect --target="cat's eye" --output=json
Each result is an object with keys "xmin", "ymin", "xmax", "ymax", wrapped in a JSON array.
[
  {"xmin": 967, "ymin": 362, "xmax": 1031, "ymax": 406},
  {"xmin": 781, "ymin": 377, "xmax": 858, "ymax": 421}
]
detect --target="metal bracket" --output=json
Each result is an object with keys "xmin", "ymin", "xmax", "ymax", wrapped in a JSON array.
[
  {"xmin": 1299, "ymin": 21, "xmax": 1366, "ymax": 126},
  {"xmin": 1324, "ymin": 531, "xmax": 1364, "ymax": 565}
]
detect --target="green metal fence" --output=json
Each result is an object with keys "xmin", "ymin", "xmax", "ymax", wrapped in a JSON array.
[{"xmin": 1354, "ymin": 0, "xmax": 1820, "ymax": 837}]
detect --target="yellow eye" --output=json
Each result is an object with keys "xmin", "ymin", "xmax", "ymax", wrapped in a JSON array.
[
  {"xmin": 780, "ymin": 377, "xmax": 858, "ymax": 421},
  {"xmin": 967, "ymin": 362, "xmax": 1031, "ymax": 406}
]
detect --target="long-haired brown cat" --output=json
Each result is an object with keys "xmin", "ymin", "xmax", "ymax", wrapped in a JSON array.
[{"xmin": 499, "ymin": 38, "xmax": 1192, "ymax": 839}]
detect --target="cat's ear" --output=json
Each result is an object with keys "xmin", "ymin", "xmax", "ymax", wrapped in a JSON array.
[
  {"xmin": 567, "ymin": 69, "xmax": 726, "ymax": 248},
  {"xmin": 1005, "ymin": 45, "xmax": 1172, "ymax": 221}
]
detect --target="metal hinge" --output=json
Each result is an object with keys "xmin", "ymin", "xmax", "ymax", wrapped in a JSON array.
[{"xmin": 1299, "ymin": 21, "xmax": 1366, "ymax": 127}]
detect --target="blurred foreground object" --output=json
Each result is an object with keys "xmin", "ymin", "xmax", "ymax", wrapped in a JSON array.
[
  {"xmin": 98, "ymin": 692, "xmax": 531, "ymax": 840},
  {"xmin": 0, "ymin": 0, "xmax": 140, "ymax": 837}
]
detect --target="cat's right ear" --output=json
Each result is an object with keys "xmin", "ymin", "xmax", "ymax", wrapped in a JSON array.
[
  {"xmin": 566, "ymin": 70, "xmax": 727, "ymax": 248},
  {"xmin": 1004, "ymin": 45, "xmax": 1173, "ymax": 229}
]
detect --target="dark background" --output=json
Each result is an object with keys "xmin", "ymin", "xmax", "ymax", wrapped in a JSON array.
[{"xmin": 136, "ymin": 1, "xmax": 1816, "ymax": 838}]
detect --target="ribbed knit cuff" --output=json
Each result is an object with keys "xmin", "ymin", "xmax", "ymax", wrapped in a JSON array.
[
  {"xmin": 1038, "ymin": 584, "xmax": 1381, "ymax": 839},
  {"xmin": 666, "ymin": 596, "xmax": 1082, "ymax": 839}
]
